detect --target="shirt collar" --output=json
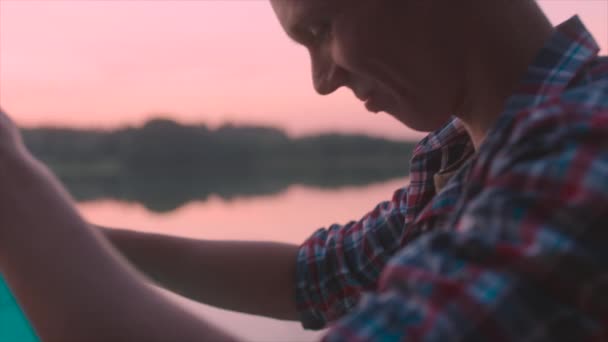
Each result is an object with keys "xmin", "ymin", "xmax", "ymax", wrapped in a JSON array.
[
  {"xmin": 501, "ymin": 15, "xmax": 600, "ymax": 117},
  {"xmin": 478, "ymin": 15, "xmax": 601, "ymax": 158}
]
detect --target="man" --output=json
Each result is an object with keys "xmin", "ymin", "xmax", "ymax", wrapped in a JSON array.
[{"xmin": 0, "ymin": 0, "xmax": 606, "ymax": 340}]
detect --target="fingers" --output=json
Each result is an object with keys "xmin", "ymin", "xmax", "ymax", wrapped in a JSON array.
[
  {"xmin": 0, "ymin": 106, "xmax": 14, "ymax": 122},
  {"xmin": 0, "ymin": 107, "xmax": 24, "ymax": 155}
]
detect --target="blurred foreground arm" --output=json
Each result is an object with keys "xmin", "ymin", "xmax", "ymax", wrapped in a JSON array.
[
  {"xmin": 0, "ymin": 109, "xmax": 238, "ymax": 342},
  {"xmin": 98, "ymin": 227, "xmax": 300, "ymax": 321}
]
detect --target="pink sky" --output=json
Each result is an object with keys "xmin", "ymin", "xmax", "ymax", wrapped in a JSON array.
[{"xmin": 0, "ymin": 0, "xmax": 606, "ymax": 141}]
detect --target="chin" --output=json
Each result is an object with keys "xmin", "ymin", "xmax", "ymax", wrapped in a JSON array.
[
  {"xmin": 388, "ymin": 109, "xmax": 450, "ymax": 133},
  {"xmin": 382, "ymin": 98, "xmax": 449, "ymax": 132}
]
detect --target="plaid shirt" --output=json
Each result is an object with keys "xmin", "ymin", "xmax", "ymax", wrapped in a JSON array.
[{"xmin": 295, "ymin": 16, "xmax": 608, "ymax": 341}]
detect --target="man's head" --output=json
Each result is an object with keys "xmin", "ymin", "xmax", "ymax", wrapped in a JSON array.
[{"xmin": 270, "ymin": 0, "xmax": 470, "ymax": 131}]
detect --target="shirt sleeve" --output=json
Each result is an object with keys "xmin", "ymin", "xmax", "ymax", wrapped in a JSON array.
[
  {"xmin": 296, "ymin": 186, "xmax": 414, "ymax": 329},
  {"xmin": 322, "ymin": 117, "xmax": 608, "ymax": 340}
]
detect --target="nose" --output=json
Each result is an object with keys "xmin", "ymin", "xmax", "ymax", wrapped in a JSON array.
[{"xmin": 310, "ymin": 50, "xmax": 348, "ymax": 96}]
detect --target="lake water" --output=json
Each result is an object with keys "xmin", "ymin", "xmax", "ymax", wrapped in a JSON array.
[{"xmin": 75, "ymin": 177, "xmax": 409, "ymax": 341}]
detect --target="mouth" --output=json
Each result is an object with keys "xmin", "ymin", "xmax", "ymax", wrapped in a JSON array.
[{"xmin": 354, "ymin": 91, "xmax": 381, "ymax": 113}]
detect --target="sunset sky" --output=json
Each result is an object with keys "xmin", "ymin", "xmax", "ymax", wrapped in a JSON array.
[{"xmin": 1, "ymin": 0, "xmax": 606, "ymax": 141}]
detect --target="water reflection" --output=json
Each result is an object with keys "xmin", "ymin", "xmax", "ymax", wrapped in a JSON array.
[
  {"xmin": 78, "ymin": 177, "xmax": 409, "ymax": 341},
  {"xmin": 63, "ymin": 163, "xmax": 408, "ymax": 213}
]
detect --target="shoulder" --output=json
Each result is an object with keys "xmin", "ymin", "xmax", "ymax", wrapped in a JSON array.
[
  {"xmin": 468, "ymin": 77, "xmax": 608, "ymax": 217},
  {"xmin": 524, "ymin": 78, "xmax": 606, "ymax": 131},
  {"xmin": 493, "ymin": 79, "xmax": 608, "ymax": 171}
]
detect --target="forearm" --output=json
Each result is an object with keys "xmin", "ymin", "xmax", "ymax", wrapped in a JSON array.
[
  {"xmin": 100, "ymin": 227, "xmax": 300, "ymax": 321},
  {"xmin": 0, "ymin": 152, "xmax": 237, "ymax": 342}
]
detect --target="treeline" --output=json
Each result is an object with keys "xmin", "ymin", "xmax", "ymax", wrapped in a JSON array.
[{"xmin": 21, "ymin": 118, "xmax": 416, "ymax": 211}]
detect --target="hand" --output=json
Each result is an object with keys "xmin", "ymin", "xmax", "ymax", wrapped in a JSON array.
[{"xmin": 0, "ymin": 107, "xmax": 27, "ymax": 157}]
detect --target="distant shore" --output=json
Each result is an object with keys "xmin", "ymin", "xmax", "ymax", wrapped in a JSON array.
[{"xmin": 22, "ymin": 118, "xmax": 415, "ymax": 212}]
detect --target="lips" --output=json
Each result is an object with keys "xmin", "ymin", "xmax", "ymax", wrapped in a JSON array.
[
  {"xmin": 353, "ymin": 89, "xmax": 382, "ymax": 113},
  {"xmin": 355, "ymin": 91, "xmax": 372, "ymax": 102},
  {"xmin": 364, "ymin": 94, "xmax": 382, "ymax": 113}
]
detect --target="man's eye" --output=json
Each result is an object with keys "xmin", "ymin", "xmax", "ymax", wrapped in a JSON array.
[{"xmin": 308, "ymin": 22, "xmax": 331, "ymax": 43}]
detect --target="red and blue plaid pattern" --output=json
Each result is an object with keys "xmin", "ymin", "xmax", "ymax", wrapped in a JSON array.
[{"xmin": 295, "ymin": 16, "xmax": 608, "ymax": 341}]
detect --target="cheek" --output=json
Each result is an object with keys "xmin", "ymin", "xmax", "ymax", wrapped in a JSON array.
[
  {"xmin": 330, "ymin": 3, "xmax": 395, "ymax": 74},
  {"xmin": 331, "ymin": 14, "xmax": 421, "ymax": 93},
  {"xmin": 330, "ymin": 23, "xmax": 371, "ymax": 72}
]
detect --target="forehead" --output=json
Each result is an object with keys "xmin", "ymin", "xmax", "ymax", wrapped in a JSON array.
[{"xmin": 270, "ymin": 0, "xmax": 342, "ymax": 31}]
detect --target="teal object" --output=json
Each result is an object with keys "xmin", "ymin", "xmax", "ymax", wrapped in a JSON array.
[{"xmin": 0, "ymin": 274, "xmax": 39, "ymax": 342}]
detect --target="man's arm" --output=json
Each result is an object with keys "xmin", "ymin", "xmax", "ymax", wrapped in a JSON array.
[
  {"xmin": 295, "ymin": 186, "xmax": 411, "ymax": 329},
  {"xmin": 97, "ymin": 227, "xmax": 300, "ymax": 321},
  {"xmin": 323, "ymin": 181, "xmax": 608, "ymax": 341},
  {"xmin": 0, "ymin": 128, "xmax": 238, "ymax": 341}
]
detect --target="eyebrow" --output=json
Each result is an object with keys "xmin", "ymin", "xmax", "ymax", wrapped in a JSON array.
[{"xmin": 284, "ymin": 2, "xmax": 336, "ymax": 45}]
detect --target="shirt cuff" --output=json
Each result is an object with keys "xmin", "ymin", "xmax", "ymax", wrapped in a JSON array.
[{"xmin": 294, "ymin": 240, "xmax": 328, "ymax": 330}]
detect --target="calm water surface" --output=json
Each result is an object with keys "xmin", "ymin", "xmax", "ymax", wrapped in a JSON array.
[{"xmin": 77, "ymin": 177, "xmax": 409, "ymax": 342}]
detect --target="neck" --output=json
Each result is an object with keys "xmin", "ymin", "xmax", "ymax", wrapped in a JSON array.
[{"xmin": 454, "ymin": 0, "xmax": 554, "ymax": 150}]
